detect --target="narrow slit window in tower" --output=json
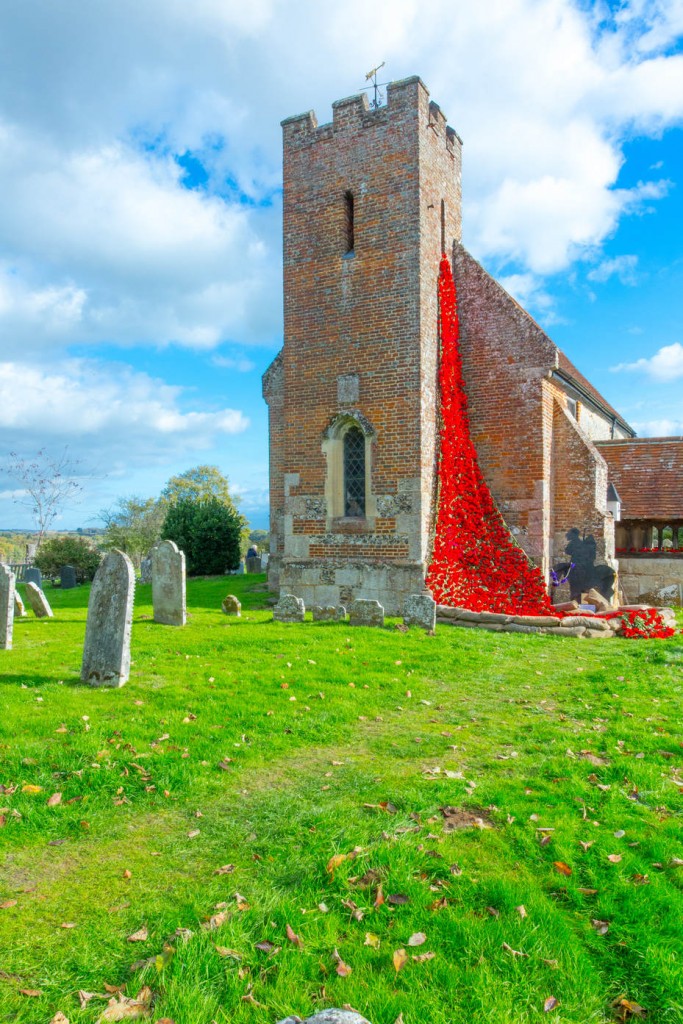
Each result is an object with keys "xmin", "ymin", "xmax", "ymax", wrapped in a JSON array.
[
  {"xmin": 344, "ymin": 191, "xmax": 355, "ymax": 254},
  {"xmin": 440, "ymin": 199, "xmax": 446, "ymax": 254},
  {"xmin": 343, "ymin": 426, "xmax": 365, "ymax": 516}
]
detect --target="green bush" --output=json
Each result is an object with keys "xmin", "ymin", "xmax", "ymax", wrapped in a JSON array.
[
  {"xmin": 161, "ymin": 497, "xmax": 243, "ymax": 576},
  {"xmin": 33, "ymin": 536, "xmax": 102, "ymax": 581}
]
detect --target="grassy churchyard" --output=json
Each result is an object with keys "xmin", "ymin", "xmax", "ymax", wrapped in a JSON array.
[{"xmin": 1, "ymin": 576, "xmax": 683, "ymax": 1024}]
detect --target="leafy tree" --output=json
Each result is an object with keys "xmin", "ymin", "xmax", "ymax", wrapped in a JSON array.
[
  {"xmin": 162, "ymin": 465, "xmax": 241, "ymax": 513},
  {"xmin": 248, "ymin": 529, "xmax": 270, "ymax": 553},
  {"xmin": 99, "ymin": 496, "xmax": 166, "ymax": 569},
  {"xmin": 0, "ymin": 448, "xmax": 83, "ymax": 549},
  {"xmin": 162, "ymin": 497, "xmax": 242, "ymax": 576},
  {"xmin": 33, "ymin": 536, "xmax": 101, "ymax": 581}
]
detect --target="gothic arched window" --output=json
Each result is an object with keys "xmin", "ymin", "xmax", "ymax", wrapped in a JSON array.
[{"xmin": 343, "ymin": 426, "xmax": 366, "ymax": 516}]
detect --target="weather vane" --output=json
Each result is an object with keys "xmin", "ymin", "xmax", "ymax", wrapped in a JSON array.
[{"xmin": 362, "ymin": 62, "xmax": 387, "ymax": 109}]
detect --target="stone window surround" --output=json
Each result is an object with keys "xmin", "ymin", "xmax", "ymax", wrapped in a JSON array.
[{"xmin": 322, "ymin": 411, "xmax": 377, "ymax": 529}]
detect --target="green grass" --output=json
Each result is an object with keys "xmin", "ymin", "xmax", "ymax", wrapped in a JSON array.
[{"xmin": 1, "ymin": 575, "xmax": 682, "ymax": 1024}]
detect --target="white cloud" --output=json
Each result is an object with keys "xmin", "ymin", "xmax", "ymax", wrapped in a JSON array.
[
  {"xmin": 632, "ymin": 418, "xmax": 683, "ymax": 436},
  {"xmin": 611, "ymin": 341, "xmax": 683, "ymax": 380},
  {"xmin": 0, "ymin": 360, "xmax": 249, "ymax": 465},
  {"xmin": 211, "ymin": 353, "xmax": 256, "ymax": 372},
  {"xmin": 587, "ymin": 254, "xmax": 639, "ymax": 284}
]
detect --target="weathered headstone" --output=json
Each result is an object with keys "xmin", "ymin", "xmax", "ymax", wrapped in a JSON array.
[
  {"xmin": 403, "ymin": 592, "xmax": 436, "ymax": 630},
  {"xmin": 140, "ymin": 556, "xmax": 153, "ymax": 584},
  {"xmin": 245, "ymin": 555, "xmax": 262, "ymax": 573},
  {"xmin": 276, "ymin": 1012, "xmax": 371, "ymax": 1024},
  {"xmin": 24, "ymin": 567, "xmax": 42, "ymax": 587},
  {"xmin": 236, "ymin": 560, "xmax": 246, "ymax": 575},
  {"xmin": 81, "ymin": 550, "xmax": 135, "ymax": 688},
  {"xmin": 25, "ymin": 581, "xmax": 53, "ymax": 618},
  {"xmin": 1, "ymin": 564, "xmax": 16, "ymax": 650},
  {"xmin": 60, "ymin": 565, "xmax": 77, "ymax": 589},
  {"xmin": 311, "ymin": 605, "xmax": 346, "ymax": 622},
  {"xmin": 349, "ymin": 598, "xmax": 384, "ymax": 627},
  {"xmin": 273, "ymin": 593, "xmax": 305, "ymax": 623},
  {"xmin": 14, "ymin": 591, "xmax": 26, "ymax": 617},
  {"xmin": 222, "ymin": 594, "xmax": 241, "ymax": 616},
  {"xmin": 152, "ymin": 540, "xmax": 186, "ymax": 626}
]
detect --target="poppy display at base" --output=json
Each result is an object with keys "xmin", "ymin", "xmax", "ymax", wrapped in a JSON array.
[{"xmin": 426, "ymin": 254, "xmax": 553, "ymax": 615}]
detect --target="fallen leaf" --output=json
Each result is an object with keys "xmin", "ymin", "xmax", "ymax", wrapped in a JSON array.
[
  {"xmin": 364, "ymin": 932, "xmax": 381, "ymax": 949},
  {"xmin": 543, "ymin": 996, "xmax": 558, "ymax": 1012},
  {"xmin": 608, "ymin": 854, "xmax": 622, "ymax": 864},
  {"xmin": 21, "ymin": 784, "xmax": 42, "ymax": 794},
  {"xmin": 96, "ymin": 987, "xmax": 153, "ymax": 1022},
  {"xmin": 374, "ymin": 885, "xmax": 385, "ymax": 908},
  {"xmin": 51, "ymin": 1014, "xmax": 70, "ymax": 1024},
  {"xmin": 388, "ymin": 893, "xmax": 410, "ymax": 905},
  {"xmin": 285, "ymin": 923, "xmax": 303, "ymax": 948},
  {"xmin": 327, "ymin": 853, "xmax": 347, "ymax": 876},
  {"xmin": 411, "ymin": 950, "xmax": 436, "ymax": 962},
  {"xmin": 213, "ymin": 865, "xmax": 235, "ymax": 875},
  {"xmin": 516, "ymin": 905, "xmax": 527, "ymax": 918},
  {"xmin": 215, "ymin": 947, "xmax": 242, "ymax": 960},
  {"xmin": 127, "ymin": 926, "xmax": 149, "ymax": 943},
  {"xmin": 187, "ymin": 829, "xmax": 200, "ymax": 839},
  {"xmin": 614, "ymin": 997, "xmax": 647, "ymax": 1018},
  {"xmin": 486, "ymin": 906, "xmax": 500, "ymax": 918},
  {"xmin": 79, "ymin": 991, "xmax": 109, "ymax": 1009},
  {"xmin": 553, "ymin": 861, "xmax": 572, "ymax": 876},
  {"xmin": 61, "ymin": 922, "xmax": 77, "ymax": 929},
  {"xmin": 203, "ymin": 910, "xmax": 229, "ymax": 930},
  {"xmin": 0, "ymin": 899, "xmax": 18, "ymax": 909},
  {"xmin": 20, "ymin": 989, "xmax": 42, "ymax": 997},
  {"xmin": 408, "ymin": 932, "xmax": 426, "ymax": 946},
  {"xmin": 502, "ymin": 942, "xmax": 528, "ymax": 957},
  {"xmin": 591, "ymin": 919, "xmax": 610, "ymax": 935},
  {"xmin": 578, "ymin": 887, "xmax": 598, "ymax": 895},
  {"xmin": 123, "ymin": 869, "xmax": 132, "ymax": 880},
  {"xmin": 393, "ymin": 948, "xmax": 408, "ymax": 973},
  {"xmin": 47, "ymin": 792, "xmax": 62, "ymax": 807}
]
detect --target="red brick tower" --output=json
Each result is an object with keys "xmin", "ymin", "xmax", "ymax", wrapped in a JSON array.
[{"xmin": 263, "ymin": 77, "xmax": 462, "ymax": 614}]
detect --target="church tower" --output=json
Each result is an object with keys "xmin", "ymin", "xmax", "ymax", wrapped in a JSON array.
[{"xmin": 263, "ymin": 76, "xmax": 462, "ymax": 614}]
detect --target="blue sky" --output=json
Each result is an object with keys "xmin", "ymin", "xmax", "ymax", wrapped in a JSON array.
[{"xmin": 0, "ymin": 0, "xmax": 681, "ymax": 531}]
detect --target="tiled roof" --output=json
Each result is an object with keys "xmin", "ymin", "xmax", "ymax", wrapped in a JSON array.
[
  {"xmin": 556, "ymin": 352, "xmax": 634, "ymax": 435},
  {"xmin": 595, "ymin": 437, "xmax": 683, "ymax": 520}
]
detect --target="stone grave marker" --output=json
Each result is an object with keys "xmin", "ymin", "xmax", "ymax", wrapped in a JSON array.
[
  {"xmin": 24, "ymin": 567, "xmax": 42, "ymax": 587},
  {"xmin": 221, "ymin": 594, "xmax": 241, "ymax": 616},
  {"xmin": 349, "ymin": 598, "xmax": 384, "ymax": 628},
  {"xmin": 276, "ymin": 1011, "xmax": 371, "ymax": 1024},
  {"xmin": 14, "ymin": 590, "xmax": 26, "ymax": 617},
  {"xmin": 1, "ymin": 564, "xmax": 16, "ymax": 650},
  {"xmin": 81, "ymin": 550, "xmax": 135, "ymax": 687},
  {"xmin": 152, "ymin": 540, "xmax": 186, "ymax": 626},
  {"xmin": 312, "ymin": 605, "xmax": 346, "ymax": 622},
  {"xmin": 273, "ymin": 593, "xmax": 305, "ymax": 623},
  {"xmin": 403, "ymin": 592, "xmax": 436, "ymax": 630},
  {"xmin": 140, "ymin": 556, "xmax": 153, "ymax": 584},
  {"xmin": 25, "ymin": 581, "xmax": 54, "ymax": 618},
  {"xmin": 60, "ymin": 565, "xmax": 77, "ymax": 589}
]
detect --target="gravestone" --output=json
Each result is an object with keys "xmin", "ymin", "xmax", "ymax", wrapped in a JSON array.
[
  {"xmin": 81, "ymin": 550, "xmax": 135, "ymax": 687},
  {"xmin": 312, "ymin": 605, "xmax": 346, "ymax": 622},
  {"xmin": 221, "ymin": 594, "xmax": 241, "ymax": 616},
  {"xmin": 273, "ymin": 593, "xmax": 305, "ymax": 623},
  {"xmin": 236, "ymin": 560, "xmax": 246, "ymax": 575},
  {"xmin": 349, "ymin": 598, "xmax": 384, "ymax": 627},
  {"xmin": 14, "ymin": 591, "xmax": 26, "ymax": 617},
  {"xmin": 140, "ymin": 556, "xmax": 153, "ymax": 584},
  {"xmin": 276, "ymin": 1012, "xmax": 371, "ymax": 1024},
  {"xmin": 152, "ymin": 540, "xmax": 186, "ymax": 626},
  {"xmin": 403, "ymin": 592, "xmax": 436, "ymax": 630},
  {"xmin": 25, "ymin": 581, "xmax": 53, "ymax": 618},
  {"xmin": 24, "ymin": 567, "xmax": 42, "ymax": 587},
  {"xmin": 1, "ymin": 564, "xmax": 16, "ymax": 650},
  {"xmin": 60, "ymin": 565, "xmax": 77, "ymax": 589}
]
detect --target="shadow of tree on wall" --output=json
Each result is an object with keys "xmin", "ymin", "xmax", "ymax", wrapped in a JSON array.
[{"xmin": 560, "ymin": 528, "xmax": 616, "ymax": 602}]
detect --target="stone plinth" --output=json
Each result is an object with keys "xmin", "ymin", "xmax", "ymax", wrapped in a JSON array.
[
  {"xmin": 81, "ymin": 550, "xmax": 135, "ymax": 688},
  {"xmin": 152, "ymin": 540, "xmax": 186, "ymax": 626},
  {"xmin": 25, "ymin": 581, "xmax": 53, "ymax": 618}
]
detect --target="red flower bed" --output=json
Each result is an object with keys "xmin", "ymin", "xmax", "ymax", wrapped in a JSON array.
[
  {"xmin": 619, "ymin": 609, "xmax": 675, "ymax": 640},
  {"xmin": 426, "ymin": 255, "xmax": 553, "ymax": 614}
]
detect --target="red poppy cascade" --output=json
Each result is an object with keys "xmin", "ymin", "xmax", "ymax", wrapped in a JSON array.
[{"xmin": 426, "ymin": 254, "xmax": 554, "ymax": 614}]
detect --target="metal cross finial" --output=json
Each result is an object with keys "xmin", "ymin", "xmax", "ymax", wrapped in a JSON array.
[{"xmin": 364, "ymin": 61, "xmax": 386, "ymax": 109}]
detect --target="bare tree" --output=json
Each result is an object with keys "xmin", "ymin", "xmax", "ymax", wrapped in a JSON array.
[{"xmin": 1, "ymin": 448, "xmax": 84, "ymax": 550}]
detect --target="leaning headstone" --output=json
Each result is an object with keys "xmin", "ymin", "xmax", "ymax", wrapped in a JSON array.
[
  {"xmin": 276, "ymin": 1011, "xmax": 371, "ymax": 1024},
  {"xmin": 1, "ymin": 564, "xmax": 16, "ymax": 650},
  {"xmin": 349, "ymin": 599, "xmax": 384, "ymax": 627},
  {"xmin": 152, "ymin": 540, "xmax": 186, "ymax": 626},
  {"xmin": 24, "ymin": 567, "xmax": 42, "ymax": 587},
  {"xmin": 403, "ymin": 593, "xmax": 436, "ymax": 630},
  {"xmin": 311, "ymin": 605, "xmax": 346, "ymax": 622},
  {"xmin": 25, "ymin": 581, "xmax": 53, "ymax": 619},
  {"xmin": 140, "ymin": 556, "xmax": 153, "ymax": 584},
  {"xmin": 14, "ymin": 591, "xmax": 26, "ymax": 617},
  {"xmin": 222, "ymin": 594, "xmax": 241, "ymax": 616},
  {"xmin": 81, "ymin": 550, "xmax": 135, "ymax": 688},
  {"xmin": 273, "ymin": 593, "xmax": 305, "ymax": 623},
  {"xmin": 60, "ymin": 565, "xmax": 77, "ymax": 589}
]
